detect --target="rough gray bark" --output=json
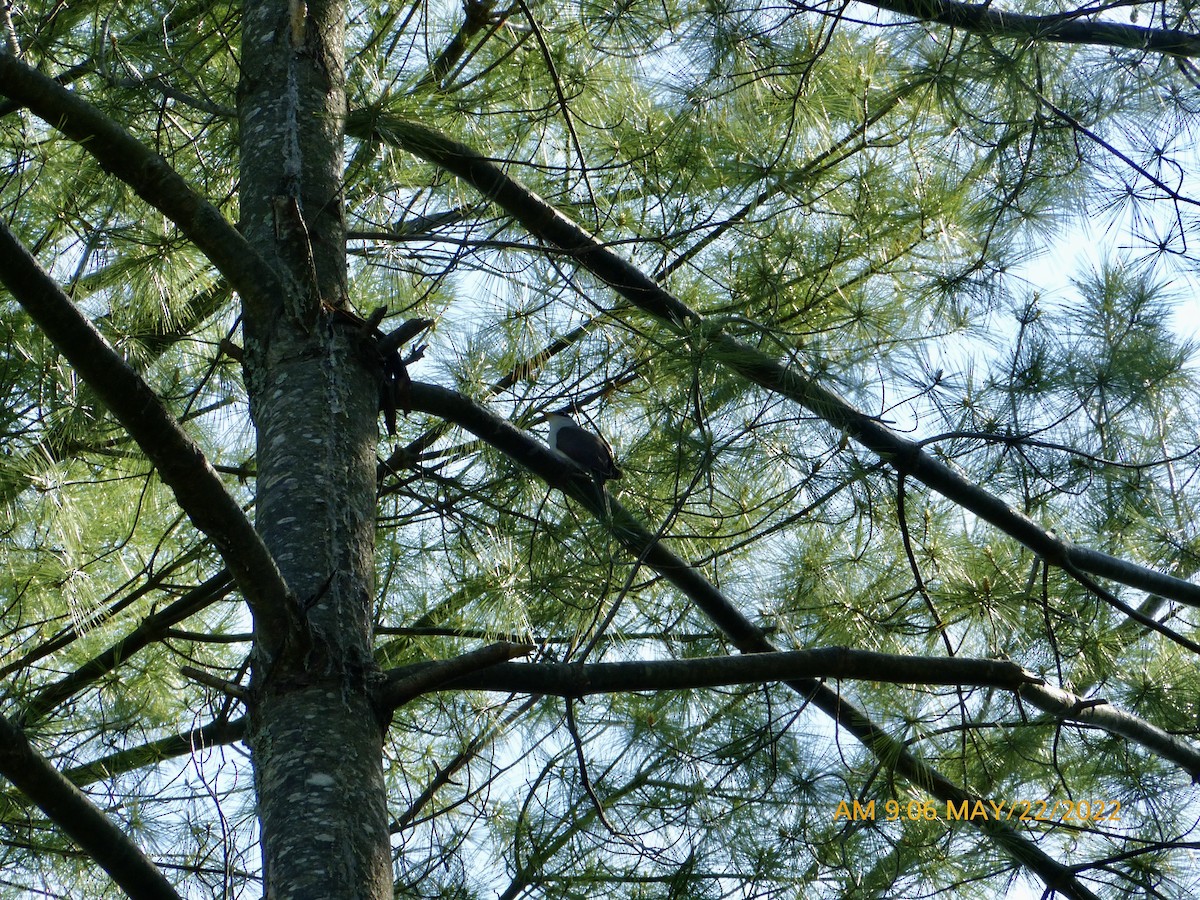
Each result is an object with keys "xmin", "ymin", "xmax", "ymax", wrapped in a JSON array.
[{"xmin": 237, "ymin": 2, "xmax": 391, "ymax": 897}]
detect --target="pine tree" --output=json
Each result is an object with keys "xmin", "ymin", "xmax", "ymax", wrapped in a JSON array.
[{"xmin": 0, "ymin": 1, "xmax": 1198, "ymax": 897}]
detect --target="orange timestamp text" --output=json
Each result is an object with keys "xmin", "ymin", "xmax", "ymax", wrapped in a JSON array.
[{"xmin": 833, "ymin": 798, "xmax": 1122, "ymax": 823}]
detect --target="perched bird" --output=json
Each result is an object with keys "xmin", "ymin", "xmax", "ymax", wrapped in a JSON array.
[{"xmin": 545, "ymin": 411, "xmax": 623, "ymax": 483}]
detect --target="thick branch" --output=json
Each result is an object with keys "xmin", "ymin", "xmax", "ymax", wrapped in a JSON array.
[
  {"xmin": 388, "ymin": 119, "xmax": 1200, "ymax": 611},
  {"xmin": 61, "ymin": 717, "xmax": 246, "ymax": 788},
  {"xmin": 387, "ymin": 646, "xmax": 1044, "ymax": 695},
  {"xmin": 856, "ymin": 0, "xmax": 1200, "ymax": 57},
  {"xmin": 13, "ymin": 570, "xmax": 235, "ymax": 728},
  {"xmin": 0, "ymin": 712, "xmax": 182, "ymax": 900},
  {"xmin": 0, "ymin": 52, "xmax": 280, "ymax": 321},
  {"xmin": 421, "ymin": 0, "xmax": 502, "ymax": 88},
  {"xmin": 375, "ymin": 641, "xmax": 535, "ymax": 712},
  {"xmin": 386, "ymin": 644, "xmax": 1200, "ymax": 780},
  {"xmin": 1019, "ymin": 682, "xmax": 1200, "ymax": 782},
  {"xmin": 407, "ymin": 381, "xmax": 1097, "ymax": 900},
  {"xmin": 0, "ymin": 222, "xmax": 294, "ymax": 654}
]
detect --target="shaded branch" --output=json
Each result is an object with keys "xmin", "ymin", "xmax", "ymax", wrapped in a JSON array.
[
  {"xmin": 379, "ymin": 587, "xmax": 1200, "ymax": 779},
  {"xmin": 387, "ymin": 118, "xmax": 1200, "ymax": 611},
  {"xmin": 13, "ymin": 570, "xmax": 235, "ymax": 728},
  {"xmin": 0, "ymin": 712, "xmax": 183, "ymax": 900},
  {"xmin": 0, "ymin": 222, "xmax": 294, "ymax": 658},
  {"xmin": 407, "ymin": 380, "xmax": 1097, "ymax": 900},
  {"xmin": 59, "ymin": 717, "xmax": 246, "ymax": 788},
  {"xmin": 1019, "ymin": 682, "xmax": 1200, "ymax": 782},
  {"xmin": 0, "ymin": 52, "xmax": 280, "ymax": 321},
  {"xmin": 375, "ymin": 641, "xmax": 535, "ymax": 713},
  {"xmin": 387, "ymin": 646, "xmax": 1045, "ymax": 695},
  {"xmin": 852, "ymin": 0, "xmax": 1200, "ymax": 57}
]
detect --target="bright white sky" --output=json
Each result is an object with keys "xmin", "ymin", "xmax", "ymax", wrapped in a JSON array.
[{"xmin": 1014, "ymin": 224, "xmax": 1200, "ymax": 345}]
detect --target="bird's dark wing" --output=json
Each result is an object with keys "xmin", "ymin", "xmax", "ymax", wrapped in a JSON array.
[{"xmin": 556, "ymin": 426, "xmax": 623, "ymax": 481}]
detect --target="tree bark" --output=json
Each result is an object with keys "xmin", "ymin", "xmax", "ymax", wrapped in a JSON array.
[{"xmin": 237, "ymin": 2, "xmax": 391, "ymax": 897}]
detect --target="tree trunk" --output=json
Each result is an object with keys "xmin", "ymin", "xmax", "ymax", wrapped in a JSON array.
[{"xmin": 237, "ymin": 2, "xmax": 391, "ymax": 897}]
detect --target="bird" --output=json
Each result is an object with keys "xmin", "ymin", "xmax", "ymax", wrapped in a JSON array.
[{"xmin": 545, "ymin": 411, "xmax": 623, "ymax": 483}]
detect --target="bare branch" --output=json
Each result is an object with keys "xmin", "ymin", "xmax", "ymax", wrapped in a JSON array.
[
  {"xmin": 407, "ymin": 380, "xmax": 1097, "ymax": 900},
  {"xmin": 0, "ymin": 712, "xmax": 183, "ymax": 900},
  {"xmin": 0, "ymin": 222, "xmax": 295, "ymax": 658},
  {"xmin": 848, "ymin": 0, "xmax": 1200, "ymax": 57},
  {"xmin": 60, "ymin": 718, "xmax": 246, "ymax": 788},
  {"xmin": 374, "ymin": 519, "xmax": 1200, "ymax": 781},
  {"xmin": 392, "ymin": 646, "xmax": 1044, "ymax": 695},
  {"xmin": 388, "ymin": 119, "xmax": 1200, "ymax": 611},
  {"xmin": 0, "ymin": 52, "xmax": 281, "ymax": 321},
  {"xmin": 375, "ymin": 641, "xmax": 535, "ymax": 713},
  {"xmin": 1019, "ymin": 682, "xmax": 1200, "ymax": 782}
]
